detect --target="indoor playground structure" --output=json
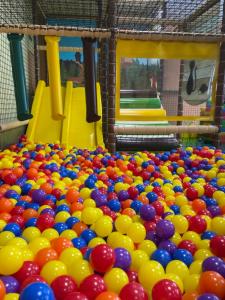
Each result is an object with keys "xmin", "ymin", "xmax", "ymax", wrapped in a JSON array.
[{"xmin": 0, "ymin": 1, "xmax": 225, "ymax": 300}]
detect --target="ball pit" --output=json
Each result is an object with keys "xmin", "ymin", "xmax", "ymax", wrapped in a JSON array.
[{"xmin": 0, "ymin": 140, "xmax": 224, "ymax": 299}]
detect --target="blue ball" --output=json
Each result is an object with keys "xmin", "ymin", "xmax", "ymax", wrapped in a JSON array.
[
  {"xmin": 20, "ymin": 282, "xmax": 55, "ymax": 300},
  {"xmin": 53, "ymin": 223, "xmax": 68, "ymax": 234},
  {"xmin": 108, "ymin": 199, "xmax": 121, "ymax": 212},
  {"xmin": 151, "ymin": 249, "xmax": 172, "ymax": 267},
  {"xmin": 201, "ymin": 231, "xmax": 217, "ymax": 240},
  {"xmin": 72, "ymin": 237, "xmax": 87, "ymax": 249},
  {"xmin": 131, "ymin": 200, "xmax": 143, "ymax": 213},
  {"xmin": 173, "ymin": 249, "xmax": 193, "ymax": 266},
  {"xmin": 173, "ymin": 186, "xmax": 183, "ymax": 193},
  {"xmin": 22, "ymin": 183, "xmax": 32, "ymax": 194},
  {"xmin": 26, "ymin": 203, "xmax": 40, "ymax": 211},
  {"xmin": 55, "ymin": 204, "xmax": 70, "ymax": 213},
  {"xmin": 25, "ymin": 217, "xmax": 37, "ymax": 227},
  {"xmin": 80, "ymin": 229, "xmax": 97, "ymax": 243},
  {"xmin": 84, "ymin": 248, "xmax": 93, "ymax": 260},
  {"xmin": 65, "ymin": 217, "xmax": 80, "ymax": 228},
  {"xmin": 170, "ymin": 205, "xmax": 180, "ymax": 214},
  {"xmin": 4, "ymin": 223, "xmax": 21, "ymax": 236},
  {"xmin": 146, "ymin": 192, "xmax": 158, "ymax": 203},
  {"xmin": 85, "ymin": 178, "xmax": 96, "ymax": 189}
]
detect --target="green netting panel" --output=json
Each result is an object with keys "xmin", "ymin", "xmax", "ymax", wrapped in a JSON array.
[{"xmin": 120, "ymin": 98, "xmax": 161, "ymax": 109}]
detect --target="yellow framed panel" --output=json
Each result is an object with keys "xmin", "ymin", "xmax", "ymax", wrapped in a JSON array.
[{"xmin": 116, "ymin": 40, "xmax": 220, "ymax": 122}]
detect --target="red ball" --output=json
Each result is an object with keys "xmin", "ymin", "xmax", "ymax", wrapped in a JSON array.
[
  {"xmin": 11, "ymin": 206, "xmax": 25, "ymax": 216},
  {"xmin": 9, "ymin": 215, "xmax": 25, "ymax": 228},
  {"xmin": 120, "ymin": 282, "xmax": 147, "ymax": 300},
  {"xmin": 186, "ymin": 187, "xmax": 198, "ymax": 200},
  {"xmin": 64, "ymin": 292, "xmax": 88, "ymax": 300},
  {"xmin": 80, "ymin": 274, "xmax": 106, "ymax": 300},
  {"xmin": 90, "ymin": 244, "xmax": 115, "ymax": 273},
  {"xmin": 4, "ymin": 173, "xmax": 17, "ymax": 185},
  {"xmin": 151, "ymin": 201, "xmax": 164, "ymax": 216},
  {"xmin": 20, "ymin": 275, "xmax": 46, "ymax": 291},
  {"xmin": 15, "ymin": 261, "xmax": 40, "ymax": 283},
  {"xmin": 178, "ymin": 240, "xmax": 197, "ymax": 255},
  {"xmin": 210, "ymin": 235, "xmax": 225, "ymax": 258},
  {"xmin": 128, "ymin": 186, "xmax": 139, "ymax": 199},
  {"xmin": 51, "ymin": 275, "xmax": 78, "ymax": 300},
  {"xmin": 188, "ymin": 215, "xmax": 207, "ymax": 234},
  {"xmin": 144, "ymin": 221, "xmax": 156, "ymax": 232},
  {"xmin": 152, "ymin": 279, "xmax": 182, "ymax": 300},
  {"xmin": 36, "ymin": 213, "xmax": 55, "ymax": 232},
  {"xmin": 127, "ymin": 270, "xmax": 139, "ymax": 282},
  {"xmin": 204, "ymin": 184, "xmax": 217, "ymax": 197}
]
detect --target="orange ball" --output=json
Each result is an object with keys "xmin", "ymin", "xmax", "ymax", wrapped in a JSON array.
[
  {"xmin": 95, "ymin": 291, "xmax": 121, "ymax": 300},
  {"xmin": 72, "ymin": 222, "xmax": 88, "ymax": 236},
  {"xmin": 147, "ymin": 165, "xmax": 155, "ymax": 173},
  {"xmin": 30, "ymin": 162, "xmax": 40, "ymax": 169},
  {"xmin": 0, "ymin": 212, "xmax": 11, "ymax": 222},
  {"xmin": 0, "ymin": 279, "xmax": 6, "ymax": 300},
  {"xmin": 122, "ymin": 200, "xmax": 133, "ymax": 209},
  {"xmin": 12, "ymin": 167, "xmax": 24, "ymax": 178},
  {"xmin": 137, "ymin": 195, "xmax": 149, "ymax": 205},
  {"xmin": 26, "ymin": 168, "xmax": 38, "ymax": 179},
  {"xmin": 0, "ymin": 198, "xmax": 14, "ymax": 213},
  {"xmin": 40, "ymin": 183, "xmax": 53, "ymax": 194},
  {"xmin": 23, "ymin": 208, "xmax": 38, "ymax": 221},
  {"xmin": 122, "ymin": 208, "xmax": 136, "ymax": 217},
  {"xmin": 66, "ymin": 189, "xmax": 80, "ymax": 204},
  {"xmin": 182, "ymin": 292, "xmax": 199, "ymax": 300},
  {"xmin": 199, "ymin": 271, "xmax": 225, "ymax": 299},
  {"xmin": 35, "ymin": 247, "xmax": 58, "ymax": 268},
  {"xmin": 51, "ymin": 237, "xmax": 73, "ymax": 255},
  {"xmin": 192, "ymin": 199, "xmax": 206, "ymax": 213},
  {"xmin": 70, "ymin": 202, "xmax": 84, "ymax": 213},
  {"xmin": 20, "ymin": 195, "xmax": 32, "ymax": 203}
]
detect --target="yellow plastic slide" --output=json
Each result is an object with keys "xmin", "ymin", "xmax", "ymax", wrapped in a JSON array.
[{"xmin": 26, "ymin": 80, "xmax": 104, "ymax": 149}]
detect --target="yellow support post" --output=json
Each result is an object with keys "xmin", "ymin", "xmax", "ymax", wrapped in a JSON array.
[{"xmin": 45, "ymin": 36, "xmax": 64, "ymax": 120}]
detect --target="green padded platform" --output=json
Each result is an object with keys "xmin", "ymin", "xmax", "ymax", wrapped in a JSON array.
[{"xmin": 120, "ymin": 98, "xmax": 161, "ymax": 109}]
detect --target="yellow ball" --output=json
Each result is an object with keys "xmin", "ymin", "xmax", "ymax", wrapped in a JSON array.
[
  {"xmin": 131, "ymin": 250, "xmax": 149, "ymax": 271},
  {"xmin": 83, "ymin": 198, "xmax": 96, "ymax": 208},
  {"xmin": 107, "ymin": 232, "xmax": 123, "ymax": 247},
  {"xmin": 3, "ymin": 293, "xmax": 19, "ymax": 300},
  {"xmin": 38, "ymin": 205, "xmax": 51, "ymax": 214},
  {"xmin": 189, "ymin": 260, "xmax": 203, "ymax": 274},
  {"xmin": 59, "ymin": 248, "xmax": 82, "ymax": 269},
  {"xmin": 69, "ymin": 259, "xmax": 93, "ymax": 285},
  {"xmin": 7, "ymin": 237, "xmax": 27, "ymax": 248},
  {"xmin": 94, "ymin": 216, "xmax": 113, "ymax": 238},
  {"xmin": 211, "ymin": 216, "xmax": 225, "ymax": 235},
  {"xmin": 0, "ymin": 246, "xmax": 23, "ymax": 275},
  {"xmin": 164, "ymin": 273, "xmax": 184, "ymax": 293},
  {"xmin": 22, "ymin": 227, "xmax": 41, "ymax": 242},
  {"xmin": 127, "ymin": 223, "xmax": 146, "ymax": 243},
  {"xmin": 104, "ymin": 268, "xmax": 129, "ymax": 294},
  {"xmin": 88, "ymin": 237, "xmax": 106, "ymax": 248},
  {"xmin": 0, "ymin": 231, "xmax": 15, "ymax": 246},
  {"xmin": 192, "ymin": 183, "xmax": 204, "ymax": 197},
  {"xmin": 22, "ymin": 248, "xmax": 34, "ymax": 261},
  {"xmin": 183, "ymin": 274, "xmax": 200, "ymax": 293},
  {"xmin": 166, "ymin": 260, "xmax": 189, "ymax": 280},
  {"xmin": 138, "ymin": 260, "xmax": 164, "ymax": 291},
  {"xmin": 217, "ymin": 177, "xmax": 225, "ymax": 186},
  {"xmin": 111, "ymin": 234, "xmax": 134, "ymax": 253},
  {"xmin": 114, "ymin": 182, "xmax": 125, "ymax": 193},
  {"xmin": 170, "ymin": 232, "xmax": 182, "ymax": 245},
  {"xmin": 202, "ymin": 215, "xmax": 211, "ymax": 230},
  {"xmin": 41, "ymin": 260, "xmax": 67, "ymax": 284},
  {"xmin": 72, "ymin": 211, "xmax": 82, "ymax": 220},
  {"xmin": 29, "ymin": 237, "xmax": 50, "ymax": 255},
  {"xmin": 0, "ymin": 220, "xmax": 6, "ymax": 231},
  {"xmin": 55, "ymin": 211, "xmax": 71, "ymax": 223},
  {"xmin": 60, "ymin": 230, "xmax": 77, "ymax": 240},
  {"xmin": 197, "ymin": 239, "xmax": 210, "ymax": 250},
  {"xmin": 182, "ymin": 231, "xmax": 201, "ymax": 244},
  {"xmin": 171, "ymin": 215, "xmax": 189, "ymax": 234},
  {"xmin": 81, "ymin": 207, "xmax": 99, "ymax": 225},
  {"xmin": 80, "ymin": 188, "xmax": 91, "ymax": 199},
  {"xmin": 41, "ymin": 229, "xmax": 59, "ymax": 241},
  {"xmin": 138, "ymin": 240, "xmax": 157, "ymax": 256},
  {"xmin": 194, "ymin": 249, "xmax": 212, "ymax": 260},
  {"xmin": 115, "ymin": 215, "xmax": 132, "ymax": 234}
]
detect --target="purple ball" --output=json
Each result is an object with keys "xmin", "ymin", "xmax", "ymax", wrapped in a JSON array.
[
  {"xmin": 158, "ymin": 240, "xmax": 177, "ymax": 255},
  {"xmin": 95, "ymin": 194, "xmax": 107, "ymax": 207},
  {"xmin": 0, "ymin": 276, "xmax": 19, "ymax": 293},
  {"xmin": 207, "ymin": 206, "xmax": 221, "ymax": 217},
  {"xmin": 146, "ymin": 231, "xmax": 160, "ymax": 245},
  {"xmin": 91, "ymin": 189, "xmax": 101, "ymax": 200},
  {"xmin": 202, "ymin": 256, "xmax": 225, "ymax": 278},
  {"xmin": 162, "ymin": 212, "xmax": 173, "ymax": 219},
  {"xmin": 156, "ymin": 219, "xmax": 175, "ymax": 240},
  {"xmin": 118, "ymin": 190, "xmax": 129, "ymax": 201},
  {"xmin": 31, "ymin": 189, "xmax": 46, "ymax": 205},
  {"xmin": 197, "ymin": 293, "xmax": 220, "ymax": 300},
  {"xmin": 140, "ymin": 204, "xmax": 156, "ymax": 221},
  {"xmin": 40, "ymin": 208, "xmax": 55, "ymax": 216},
  {"xmin": 114, "ymin": 248, "xmax": 131, "ymax": 271}
]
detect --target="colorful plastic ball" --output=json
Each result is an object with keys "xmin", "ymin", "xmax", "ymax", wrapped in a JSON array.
[
  {"xmin": 41, "ymin": 228, "xmax": 59, "ymax": 241},
  {"xmin": 173, "ymin": 249, "xmax": 193, "ymax": 266},
  {"xmin": 140, "ymin": 204, "xmax": 156, "ymax": 221},
  {"xmin": 182, "ymin": 231, "xmax": 201, "ymax": 245},
  {"xmin": 40, "ymin": 260, "xmax": 67, "ymax": 284},
  {"xmin": 80, "ymin": 229, "xmax": 96, "ymax": 243},
  {"xmin": 114, "ymin": 247, "xmax": 131, "ymax": 271},
  {"xmin": 0, "ymin": 246, "xmax": 23, "ymax": 275},
  {"xmin": 127, "ymin": 223, "xmax": 146, "ymax": 243},
  {"xmin": 211, "ymin": 217, "xmax": 225, "ymax": 235},
  {"xmin": 210, "ymin": 235, "xmax": 225, "ymax": 257},
  {"xmin": 131, "ymin": 250, "xmax": 149, "ymax": 272},
  {"xmin": 138, "ymin": 240, "xmax": 157, "ymax": 256},
  {"xmin": 0, "ymin": 231, "xmax": 15, "ymax": 246},
  {"xmin": 29, "ymin": 237, "xmax": 51, "ymax": 255},
  {"xmin": 19, "ymin": 282, "xmax": 55, "ymax": 300},
  {"xmin": 163, "ymin": 273, "xmax": 184, "ymax": 293},
  {"xmin": 3, "ymin": 293, "xmax": 19, "ymax": 300},
  {"xmin": 69, "ymin": 259, "xmax": 93, "ymax": 285},
  {"xmin": 202, "ymin": 256, "xmax": 225, "ymax": 278},
  {"xmin": 166, "ymin": 260, "xmax": 189, "ymax": 280},
  {"xmin": 199, "ymin": 271, "xmax": 225, "ymax": 299},
  {"xmin": 90, "ymin": 244, "xmax": 115, "ymax": 273},
  {"xmin": 20, "ymin": 275, "xmax": 47, "ymax": 291},
  {"xmin": 115, "ymin": 215, "xmax": 132, "ymax": 234},
  {"xmin": 35, "ymin": 247, "xmax": 58, "ymax": 268},
  {"xmin": 0, "ymin": 280, "xmax": 6, "ymax": 300},
  {"xmin": 156, "ymin": 220, "xmax": 175, "ymax": 240},
  {"xmin": 104, "ymin": 268, "xmax": 129, "ymax": 294},
  {"xmin": 51, "ymin": 275, "xmax": 78, "ymax": 300},
  {"xmin": 178, "ymin": 240, "xmax": 197, "ymax": 255},
  {"xmin": 72, "ymin": 237, "xmax": 87, "ymax": 249},
  {"xmin": 22, "ymin": 227, "xmax": 41, "ymax": 242},
  {"xmin": 151, "ymin": 249, "xmax": 172, "ymax": 268},
  {"xmin": 197, "ymin": 293, "xmax": 220, "ymax": 300},
  {"xmin": 36, "ymin": 214, "xmax": 55, "ymax": 232},
  {"xmin": 0, "ymin": 276, "xmax": 19, "ymax": 293},
  {"xmin": 119, "ymin": 282, "xmax": 147, "ymax": 300},
  {"xmin": 201, "ymin": 231, "xmax": 216, "ymax": 240},
  {"xmin": 31, "ymin": 189, "xmax": 46, "ymax": 205},
  {"xmin": 94, "ymin": 216, "xmax": 113, "ymax": 238},
  {"xmin": 108, "ymin": 199, "xmax": 121, "ymax": 212},
  {"xmin": 138, "ymin": 260, "xmax": 164, "ymax": 290},
  {"xmin": 152, "ymin": 279, "xmax": 182, "ymax": 300},
  {"xmin": 14, "ymin": 261, "xmax": 40, "ymax": 283},
  {"xmin": 189, "ymin": 216, "xmax": 207, "ymax": 234},
  {"xmin": 59, "ymin": 248, "xmax": 82, "ymax": 268},
  {"xmin": 158, "ymin": 240, "xmax": 176, "ymax": 255},
  {"xmin": 79, "ymin": 274, "xmax": 106, "ymax": 300},
  {"xmin": 66, "ymin": 217, "xmax": 80, "ymax": 228},
  {"xmin": 183, "ymin": 274, "xmax": 200, "ymax": 293},
  {"xmin": 171, "ymin": 215, "xmax": 188, "ymax": 235},
  {"xmin": 3, "ymin": 223, "xmax": 21, "ymax": 237},
  {"xmin": 64, "ymin": 292, "xmax": 88, "ymax": 300},
  {"xmin": 53, "ymin": 222, "xmax": 68, "ymax": 234}
]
